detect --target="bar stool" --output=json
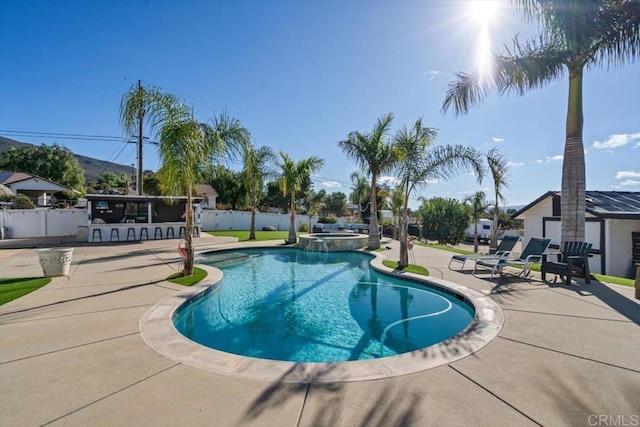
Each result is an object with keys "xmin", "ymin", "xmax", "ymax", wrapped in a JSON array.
[
  {"xmin": 166, "ymin": 227, "xmax": 175, "ymax": 239},
  {"xmin": 110, "ymin": 228, "xmax": 120, "ymax": 242},
  {"xmin": 126, "ymin": 227, "xmax": 136, "ymax": 241},
  {"xmin": 140, "ymin": 228, "xmax": 149, "ymax": 240},
  {"xmin": 154, "ymin": 227, "xmax": 163, "ymax": 240},
  {"xmin": 179, "ymin": 226, "xmax": 186, "ymax": 238},
  {"xmin": 193, "ymin": 226, "xmax": 200, "ymax": 237},
  {"xmin": 92, "ymin": 228, "xmax": 102, "ymax": 242}
]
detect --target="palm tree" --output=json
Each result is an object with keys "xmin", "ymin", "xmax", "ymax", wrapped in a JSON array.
[
  {"xmin": 157, "ymin": 113, "xmax": 248, "ymax": 275},
  {"xmin": 339, "ymin": 113, "xmax": 398, "ymax": 250},
  {"xmin": 486, "ymin": 148, "xmax": 510, "ymax": 250},
  {"xmin": 464, "ymin": 190, "xmax": 490, "ymax": 253},
  {"xmin": 394, "ymin": 118, "xmax": 484, "ymax": 268},
  {"xmin": 442, "ymin": 0, "xmax": 640, "ymax": 244},
  {"xmin": 277, "ymin": 153, "xmax": 325, "ymax": 244},
  {"xmin": 242, "ymin": 144, "xmax": 275, "ymax": 240},
  {"xmin": 119, "ymin": 81, "xmax": 186, "ymax": 195},
  {"xmin": 389, "ymin": 185, "xmax": 405, "ymax": 241},
  {"xmin": 349, "ymin": 172, "xmax": 370, "ymax": 222},
  {"xmin": 305, "ymin": 189, "xmax": 326, "ymax": 231}
]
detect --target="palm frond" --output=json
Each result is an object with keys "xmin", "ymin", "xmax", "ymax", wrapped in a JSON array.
[{"xmin": 486, "ymin": 148, "xmax": 510, "ymax": 203}]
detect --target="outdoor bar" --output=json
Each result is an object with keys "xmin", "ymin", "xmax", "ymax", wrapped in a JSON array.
[{"xmin": 85, "ymin": 194, "xmax": 202, "ymax": 243}]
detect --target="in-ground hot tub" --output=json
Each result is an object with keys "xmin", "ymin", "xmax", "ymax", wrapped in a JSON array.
[{"xmin": 299, "ymin": 233, "xmax": 368, "ymax": 252}]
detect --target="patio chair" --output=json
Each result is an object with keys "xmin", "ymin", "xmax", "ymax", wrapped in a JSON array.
[
  {"xmin": 473, "ymin": 237, "xmax": 551, "ymax": 279},
  {"xmin": 448, "ymin": 235, "xmax": 520, "ymax": 270},
  {"xmin": 541, "ymin": 241, "xmax": 592, "ymax": 285}
]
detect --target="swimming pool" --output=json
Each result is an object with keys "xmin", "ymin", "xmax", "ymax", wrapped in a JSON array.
[{"xmin": 173, "ymin": 249, "xmax": 474, "ymax": 363}]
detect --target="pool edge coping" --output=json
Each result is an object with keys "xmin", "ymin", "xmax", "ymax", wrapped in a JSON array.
[{"xmin": 140, "ymin": 244, "xmax": 504, "ymax": 384}]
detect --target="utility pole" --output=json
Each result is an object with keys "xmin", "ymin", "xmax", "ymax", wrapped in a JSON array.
[{"xmin": 137, "ymin": 79, "xmax": 144, "ymax": 196}]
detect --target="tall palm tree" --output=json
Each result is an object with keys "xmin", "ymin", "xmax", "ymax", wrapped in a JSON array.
[
  {"xmin": 277, "ymin": 153, "xmax": 324, "ymax": 244},
  {"xmin": 339, "ymin": 113, "xmax": 398, "ymax": 250},
  {"xmin": 119, "ymin": 81, "xmax": 186, "ymax": 195},
  {"xmin": 158, "ymin": 113, "xmax": 248, "ymax": 275},
  {"xmin": 442, "ymin": 0, "xmax": 640, "ymax": 244},
  {"xmin": 389, "ymin": 185, "xmax": 405, "ymax": 241},
  {"xmin": 242, "ymin": 144, "xmax": 275, "ymax": 240},
  {"xmin": 394, "ymin": 118, "xmax": 484, "ymax": 268},
  {"xmin": 464, "ymin": 190, "xmax": 490, "ymax": 253},
  {"xmin": 486, "ymin": 148, "xmax": 510, "ymax": 250}
]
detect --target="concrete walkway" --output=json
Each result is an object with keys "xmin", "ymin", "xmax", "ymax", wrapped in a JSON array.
[{"xmin": 0, "ymin": 235, "xmax": 638, "ymax": 426}]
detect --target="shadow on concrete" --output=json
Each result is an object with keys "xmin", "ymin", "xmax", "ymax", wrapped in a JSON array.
[
  {"xmin": 242, "ymin": 363, "xmax": 422, "ymax": 426},
  {"xmin": 0, "ymin": 279, "xmax": 167, "ymax": 318},
  {"xmin": 546, "ymin": 279, "xmax": 640, "ymax": 325}
]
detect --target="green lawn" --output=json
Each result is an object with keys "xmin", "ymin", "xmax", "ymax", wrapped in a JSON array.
[
  {"xmin": 524, "ymin": 264, "xmax": 635, "ymax": 287},
  {"xmin": 207, "ymin": 230, "xmax": 300, "ymax": 242},
  {"xmin": 0, "ymin": 277, "xmax": 51, "ymax": 305},
  {"xmin": 167, "ymin": 267, "xmax": 208, "ymax": 286},
  {"xmin": 382, "ymin": 260, "xmax": 429, "ymax": 276},
  {"xmin": 415, "ymin": 242, "xmax": 476, "ymax": 255}
]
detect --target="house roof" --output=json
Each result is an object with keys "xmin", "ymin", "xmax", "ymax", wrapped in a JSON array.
[
  {"xmin": 195, "ymin": 184, "xmax": 218, "ymax": 198},
  {"xmin": 0, "ymin": 171, "xmax": 76, "ymax": 192},
  {"xmin": 512, "ymin": 190, "xmax": 640, "ymax": 220}
]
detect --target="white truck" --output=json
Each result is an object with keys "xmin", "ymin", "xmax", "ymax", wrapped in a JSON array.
[{"xmin": 466, "ymin": 219, "xmax": 493, "ymax": 244}]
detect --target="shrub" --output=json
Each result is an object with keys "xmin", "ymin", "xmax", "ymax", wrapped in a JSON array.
[
  {"xmin": 298, "ymin": 222, "xmax": 309, "ymax": 232},
  {"xmin": 13, "ymin": 194, "xmax": 35, "ymax": 209},
  {"xmin": 262, "ymin": 225, "xmax": 277, "ymax": 231},
  {"xmin": 318, "ymin": 215, "xmax": 338, "ymax": 224},
  {"xmin": 418, "ymin": 197, "xmax": 470, "ymax": 245}
]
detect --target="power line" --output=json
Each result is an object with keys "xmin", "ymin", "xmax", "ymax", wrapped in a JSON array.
[{"xmin": 1, "ymin": 130, "xmax": 124, "ymax": 142}]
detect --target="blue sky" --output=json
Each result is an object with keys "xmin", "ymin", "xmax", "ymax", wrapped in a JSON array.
[{"xmin": 1, "ymin": 0, "xmax": 638, "ymax": 209}]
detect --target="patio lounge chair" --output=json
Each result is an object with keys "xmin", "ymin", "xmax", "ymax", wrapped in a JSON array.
[
  {"xmin": 448, "ymin": 235, "xmax": 521, "ymax": 270},
  {"xmin": 541, "ymin": 241, "xmax": 592, "ymax": 285},
  {"xmin": 473, "ymin": 237, "xmax": 552, "ymax": 279}
]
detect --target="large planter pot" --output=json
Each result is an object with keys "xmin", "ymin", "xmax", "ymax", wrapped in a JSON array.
[{"xmin": 37, "ymin": 248, "xmax": 74, "ymax": 277}]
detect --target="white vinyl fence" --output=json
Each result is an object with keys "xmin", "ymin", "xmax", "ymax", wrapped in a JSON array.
[
  {"xmin": 1, "ymin": 208, "xmax": 88, "ymax": 238},
  {"xmin": 201, "ymin": 210, "xmax": 318, "ymax": 232},
  {"xmin": 0, "ymin": 208, "xmax": 318, "ymax": 239}
]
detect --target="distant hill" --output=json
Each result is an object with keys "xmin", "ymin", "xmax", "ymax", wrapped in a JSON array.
[{"xmin": 0, "ymin": 136, "xmax": 133, "ymax": 184}]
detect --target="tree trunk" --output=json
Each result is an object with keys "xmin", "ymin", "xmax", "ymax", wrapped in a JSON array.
[
  {"xmin": 562, "ymin": 70, "xmax": 586, "ymax": 243},
  {"xmin": 184, "ymin": 191, "xmax": 194, "ymax": 276},
  {"xmin": 367, "ymin": 176, "xmax": 380, "ymax": 250},
  {"xmin": 490, "ymin": 201, "xmax": 499, "ymax": 250},
  {"xmin": 398, "ymin": 186, "xmax": 410, "ymax": 268},
  {"xmin": 249, "ymin": 189, "xmax": 257, "ymax": 240},
  {"xmin": 473, "ymin": 222, "xmax": 479, "ymax": 253},
  {"xmin": 287, "ymin": 191, "xmax": 297, "ymax": 243}
]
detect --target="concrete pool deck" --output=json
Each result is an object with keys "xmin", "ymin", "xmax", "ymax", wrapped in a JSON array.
[{"xmin": 1, "ymin": 234, "xmax": 638, "ymax": 426}]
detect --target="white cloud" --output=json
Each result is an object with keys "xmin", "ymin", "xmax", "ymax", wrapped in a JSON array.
[
  {"xmin": 423, "ymin": 70, "xmax": 440, "ymax": 81},
  {"xmin": 320, "ymin": 181, "xmax": 341, "ymax": 188},
  {"xmin": 610, "ymin": 185, "xmax": 622, "ymax": 189},
  {"xmin": 506, "ymin": 161, "xmax": 524, "ymax": 167},
  {"xmin": 591, "ymin": 132, "xmax": 640, "ymax": 149},
  {"xmin": 492, "ymin": 137, "xmax": 505, "ymax": 143},
  {"xmin": 620, "ymin": 179, "xmax": 640, "ymax": 187},
  {"xmin": 534, "ymin": 159, "xmax": 544, "ymax": 163},
  {"xmin": 547, "ymin": 155, "xmax": 563, "ymax": 162},
  {"xmin": 615, "ymin": 171, "xmax": 640, "ymax": 179},
  {"xmin": 635, "ymin": 142, "xmax": 640, "ymax": 148},
  {"xmin": 378, "ymin": 176, "xmax": 399, "ymax": 186}
]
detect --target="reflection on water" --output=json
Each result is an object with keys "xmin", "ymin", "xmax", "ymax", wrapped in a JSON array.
[{"xmin": 174, "ymin": 249, "xmax": 473, "ymax": 362}]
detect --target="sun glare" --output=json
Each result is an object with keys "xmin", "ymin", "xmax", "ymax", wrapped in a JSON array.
[{"xmin": 469, "ymin": 0, "xmax": 501, "ymax": 24}]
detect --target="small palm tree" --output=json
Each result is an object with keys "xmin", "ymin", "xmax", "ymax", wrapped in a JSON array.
[
  {"xmin": 349, "ymin": 172, "xmax": 370, "ymax": 222},
  {"xmin": 339, "ymin": 113, "xmax": 398, "ymax": 250},
  {"xmin": 158, "ymin": 113, "xmax": 248, "ymax": 275},
  {"xmin": 277, "ymin": 153, "xmax": 324, "ymax": 244},
  {"xmin": 389, "ymin": 185, "xmax": 405, "ymax": 241},
  {"xmin": 486, "ymin": 148, "xmax": 510, "ymax": 250},
  {"xmin": 464, "ymin": 190, "xmax": 490, "ymax": 253},
  {"xmin": 442, "ymin": 0, "xmax": 640, "ymax": 244},
  {"xmin": 305, "ymin": 190, "xmax": 326, "ymax": 231},
  {"xmin": 119, "ymin": 81, "xmax": 186, "ymax": 195},
  {"xmin": 242, "ymin": 144, "xmax": 275, "ymax": 240},
  {"xmin": 394, "ymin": 118, "xmax": 484, "ymax": 268}
]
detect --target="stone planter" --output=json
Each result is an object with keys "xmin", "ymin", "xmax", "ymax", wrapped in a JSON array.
[{"xmin": 37, "ymin": 248, "xmax": 74, "ymax": 277}]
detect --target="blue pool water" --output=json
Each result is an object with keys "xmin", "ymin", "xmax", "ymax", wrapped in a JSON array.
[{"xmin": 173, "ymin": 249, "xmax": 474, "ymax": 363}]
